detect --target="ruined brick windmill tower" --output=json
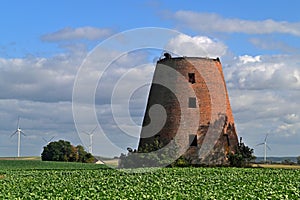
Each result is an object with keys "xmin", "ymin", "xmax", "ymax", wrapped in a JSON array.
[{"xmin": 137, "ymin": 54, "xmax": 239, "ymax": 166}]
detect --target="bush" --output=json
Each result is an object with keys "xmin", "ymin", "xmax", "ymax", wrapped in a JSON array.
[
  {"xmin": 41, "ymin": 140, "xmax": 94, "ymax": 163},
  {"xmin": 282, "ymin": 159, "xmax": 295, "ymax": 165},
  {"xmin": 228, "ymin": 139, "xmax": 255, "ymax": 167},
  {"xmin": 119, "ymin": 137, "xmax": 182, "ymax": 168}
]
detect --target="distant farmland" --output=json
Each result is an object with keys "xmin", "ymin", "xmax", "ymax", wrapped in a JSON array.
[
  {"xmin": 0, "ymin": 156, "xmax": 41, "ymax": 161},
  {"xmin": 255, "ymin": 156, "xmax": 298, "ymax": 163}
]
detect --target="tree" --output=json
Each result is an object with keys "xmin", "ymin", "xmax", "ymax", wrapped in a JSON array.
[
  {"xmin": 41, "ymin": 140, "xmax": 94, "ymax": 163},
  {"xmin": 297, "ymin": 156, "xmax": 300, "ymax": 165},
  {"xmin": 228, "ymin": 138, "xmax": 256, "ymax": 167},
  {"xmin": 76, "ymin": 145, "xmax": 94, "ymax": 163},
  {"xmin": 282, "ymin": 159, "xmax": 294, "ymax": 165}
]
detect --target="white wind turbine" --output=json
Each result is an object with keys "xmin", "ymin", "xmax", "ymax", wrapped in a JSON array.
[
  {"xmin": 10, "ymin": 117, "xmax": 26, "ymax": 157},
  {"xmin": 83, "ymin": 126, "xmax": 97, "ymax": 154},
  {"xmin": 256, "ymin": 133, "xmax": 271, "ymax": 163}
]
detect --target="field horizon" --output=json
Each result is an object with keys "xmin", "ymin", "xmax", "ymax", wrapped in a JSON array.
[{"xmin": 1, "ymin": 157, "xmax": 299, "ymax": 170}]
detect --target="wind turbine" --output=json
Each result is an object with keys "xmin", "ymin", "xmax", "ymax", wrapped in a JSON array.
[
  {"xmin": 256, "ymin": 133, "xmax": 271, "ymax": 163},
  {"xmin": 83, "ymin": 126, "xmax": 97, "ymax": 154},
  {"xmin": 43, "ymin": 136, "xmax": 55, "ymax": 145},
  {"xmin": 10, "ymin": 117, "xmax": 26, "ymax": 157}
]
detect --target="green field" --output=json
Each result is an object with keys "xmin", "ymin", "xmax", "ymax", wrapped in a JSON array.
[{"xmin": 0, "ymin": 160, "xmax": 299, "ymax": 199}]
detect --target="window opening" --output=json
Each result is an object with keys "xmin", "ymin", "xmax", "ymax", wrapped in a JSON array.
[
  {"xmin": 188, "ymin": 97, "xmax": 196, "ymax": 108},
  {"xmin": 225, "ymin": 134, "xmax": 230, "ymax": 146},
  {"xmin": 189, "ymin": 134, "xmax": 197, "ymax": 147},
  {"xmin": 188, "ymin": 73, "xmax": 195, "ymax": 84}
]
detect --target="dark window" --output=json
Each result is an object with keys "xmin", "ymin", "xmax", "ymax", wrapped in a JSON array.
[
  {"xmin": 188, "ymin": 73, "xmax": 195, "ymax": 84},
  {"xmin": 189, "ymin": 97, "xmax": 196, "ymax": 108},
  {"xmin": 189, "ymin": 134, "xmax": 197, "ymax": 147},
  {"xmin": 224, "ymin": 134, "xmax": 230, "ymax": 146}
]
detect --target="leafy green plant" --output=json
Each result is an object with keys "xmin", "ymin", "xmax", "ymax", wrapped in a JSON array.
[{"xmin": 0, "ymin": 161, "xmax": 299, "ymax": 199}]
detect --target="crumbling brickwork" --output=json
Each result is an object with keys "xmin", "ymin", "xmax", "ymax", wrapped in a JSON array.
[{"xmin": 138, "ymin": 56, "xmax": 238, "ymax": 165}]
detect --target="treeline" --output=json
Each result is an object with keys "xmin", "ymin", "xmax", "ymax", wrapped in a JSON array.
[{"xmin": 41, "ymin": 140, "xmax": 94, "ymax": 163}]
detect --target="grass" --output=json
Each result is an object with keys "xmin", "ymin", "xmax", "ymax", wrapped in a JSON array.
[{"xmin": 0, "ymin": 159, "xmax": 107, "ymax": 170}]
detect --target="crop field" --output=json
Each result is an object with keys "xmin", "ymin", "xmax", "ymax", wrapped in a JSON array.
[{"xmin": 0, "ymin": 160, "xmax": 299, "ymax": 199}]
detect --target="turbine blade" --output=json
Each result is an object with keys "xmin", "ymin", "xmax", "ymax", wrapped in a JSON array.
[
  {"xmin": 21, "ymin": 131, "xmax": 26, "ymax": 136},
  {"xmin": 264, "ymin": 133, "xmax": 269, "ymax": 142},
  {"xmin": 43, "ymin": 137, "xmax": 47, "ymax": 142},
  {"xmin": 49, "ymin": 136, "xmax": 55, "ymax": 142},
  {"xmin": 255, "ymin": 143, "xmax": 264, "ymax": 146},
  {"xmin": 90, "ymin": 126, "xmax": 98, "ymax": 134},
  {"xmin": 267, "ymin": 145, "xmax": 271, "ymax": 150},
  {"xmin": 83, "ymin": 131, "xmax": 90, "ymax": 135},
  {"xmin": 17, "ymin": 116, "xmax": 20, "ymax": 129},
  {"xmin": 10, "ymin": 131, "xmax": 18, "ymax": 138}
]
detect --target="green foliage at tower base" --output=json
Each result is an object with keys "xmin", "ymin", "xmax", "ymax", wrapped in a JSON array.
[{"xmin": 227, "ymin": 140, "xmax": 256, "ymax": 167}]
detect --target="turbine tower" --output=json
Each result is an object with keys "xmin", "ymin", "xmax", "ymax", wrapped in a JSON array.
[
  {"xmin": 83, "ymin": 126, "xmax": 97, "ymax": 154},
  {"xmin": 256, "ymin": 133, "xmax": 271, "ymax": 163},
  {"xmin": 11, "ymin": 117, "xmax": 26, "ymax": 157}
]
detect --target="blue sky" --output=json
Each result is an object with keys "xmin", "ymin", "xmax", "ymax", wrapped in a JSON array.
[
  {"xmin": 1, "ymin": 1, "xmax": 300, "ymax": 158},
  {"xmin": 2, "ymin": 1, "xmax": 300, "ymax": 57}
]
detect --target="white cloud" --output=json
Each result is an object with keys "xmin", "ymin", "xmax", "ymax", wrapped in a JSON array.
[
  {"xmin": 0, "ymin": 44, "xmax": 159, "ymax": 157},
  {"xmin": 238, "ymin": 55, "xmax": 261, "ymax": 64},
  {"xmin": 0, "ymin": 55, "xmax": 79, "ymax": 102},
  {"xmin": 282, "ymin": 113, "xmax": 299, "ymax": 124},
  {"xmin": 41, "ymin": 26, "xmax": 113, "ymax": 42},
  {"xmin": 225, "ymin": 55, "xmax": 300, "ymax": 90},
  {"xmin": 171, "ymin": 11, "xmax": 300, "ymax": 36},
  {"xmin": 249, "ymin": 38, "xmax": 299, "ymax": 53},
  {"xmin": 229, "ymin": 89, "xmax": 300, "ymax": 156},
  {"xmin": 165, "ymin": 34, "xmax": 227, "ymax": 57},
  {"xmin": 224, "ymin": 54, "xmax": 300, "ymax": 156},
  {"xmin": 0, "ymin": 99, "xmax": 79, "ymax": 157}
]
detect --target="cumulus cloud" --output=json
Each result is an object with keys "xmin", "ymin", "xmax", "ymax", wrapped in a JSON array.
[
  {"xmin": 165, "ymin": 34, "xmax": 227, "ymax": 57},
  {"xmin": 225, "ymin": 55, "xmax": 300, "ymax": 90},
  {"xmin": 171, "ymin": 11, "xmax": 300, "ymax": 36},
  {"xmin": 228, "ymin": 87, "xmax": 300, "ymax": 155},
  {"xmin": 41, "ymin": 26, "xmax": 113, "ymax": 42},
  {"xmin": 0, "ymin": 48, "xmax": 88, "ymax": 155},
  {"xmin": 0, "ymin": 99, "xmax": 79, "ymax": 156},
  {"xmin": 249, "ymin": 38, "xmax": 299, "ymax": 53},
  {"xmin": 0, "ymin": 54, "xmax": 80, "ymax": 102},
  {"xmin": 224, "ymin": 54, "xmax": 300, "ymax": 155},
  {"xmin": 282, "ymin": 113, "xmax": 299, "ymax": 124},
  {"xmin": 238, "ymin": 55, "xmax": 261, "ymax": 64},
  {"xmin": 0, "ymin": 43, "xmax": 159, "ymax": 157}
]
